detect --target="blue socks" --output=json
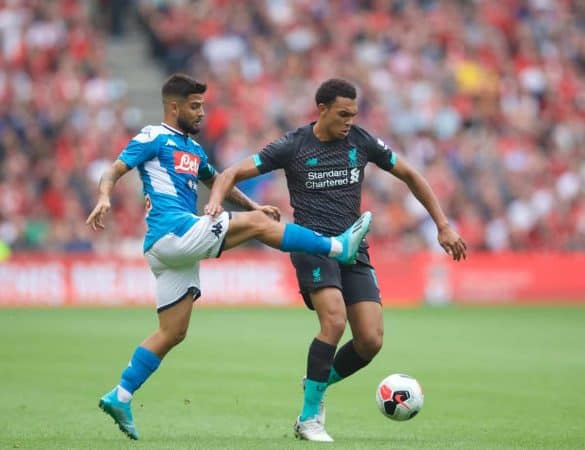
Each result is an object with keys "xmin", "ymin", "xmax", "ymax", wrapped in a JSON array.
[
  {"xmin": 300, "ymin": 379, "xmax": 328, "ymax": 421},
  {"xmin": 119, "ymin": 346, "xmax": 161, "ymax": 395},
  {"xmin": 280, "ymin": 224, "xmax": 331, "ymax": 255}
]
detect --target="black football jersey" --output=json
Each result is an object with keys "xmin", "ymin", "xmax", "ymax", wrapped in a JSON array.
[{"xmin": 255, "ymin": 123, "xmax": 396, "ymax": 237}]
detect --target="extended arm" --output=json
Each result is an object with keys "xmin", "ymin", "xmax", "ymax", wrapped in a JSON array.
[
  {"xmin": 85, "ymin": 159, "xmax": 131, "ymax": 230},
  {"xmin": 202, "ymin": 173, "xmax": 260, "ymax": 212},
  {"xmin": 390, "ymin": 158, "xmax": 467, "ymax": 261},
  {"xmin": 204, "ymin": 157, "xmax": 280, "ymax": 220}
]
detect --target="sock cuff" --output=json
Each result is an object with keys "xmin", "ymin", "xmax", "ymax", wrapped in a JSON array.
[
  {"xmin": 280, "ymin": 224, "xmax": 331, "ymax": 255},
  {"xmin": 307, "ymin": 338, "xmax": 337, "ymax": 382},
  {"xmin": 280, "ymin": 223, "xmax": 301, "ymax": 252},
  {"xmin": 310, "ymin": 338, "xmax": 337, "ymax": 358}
]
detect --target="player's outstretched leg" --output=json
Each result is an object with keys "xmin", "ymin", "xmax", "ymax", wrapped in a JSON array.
[
  {"xmin": 99, "ymin": 388, "xmax": 139, "ymax": 440},
  {"xmin": 333, "ymin": 211, "xmax": 372, "ymax": 264},
  {"xmin": 224, "ymin": 211, "xmax": 373, "ymax": 263}
]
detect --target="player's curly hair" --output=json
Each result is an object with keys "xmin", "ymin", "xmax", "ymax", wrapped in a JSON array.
[
  {"xmin": 162, "ymin": 73, "xmax": 206, "ymax": 100},
  {"xmin": 315, "ymin": 78, "xmax": 356, "ymax": 106}
]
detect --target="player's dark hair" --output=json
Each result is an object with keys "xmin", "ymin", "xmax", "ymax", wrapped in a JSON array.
[
  {"xmin": 315, "ymin": 78, "xmax": 356, "ymax": 106},
  {"xmin": 162, "ymin": 73, "xmax": 206, "ymax": 100}
]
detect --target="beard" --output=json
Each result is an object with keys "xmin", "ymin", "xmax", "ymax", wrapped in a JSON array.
[{"xmin": 177, "ymin": 115, "xmax": 200, "ymax": 135}]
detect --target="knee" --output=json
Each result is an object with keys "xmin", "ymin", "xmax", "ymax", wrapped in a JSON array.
[
  {"xmin": 249, "ymin": 210, "xmax": 272, "ymax": 233},
  {"xmin": 354, "ymin": 329, "xmax": 383, "ymax": 359},
  {"xmin": 161, "ymin": 326, "xmax": 188, "ymax": 348},
  {"xmin": 173, "ymin": 328, "xmax": 188, "ymax": 346},
  {"xmin": 320, "ymin": 312, "xmax": 347, "ymax": 341}
]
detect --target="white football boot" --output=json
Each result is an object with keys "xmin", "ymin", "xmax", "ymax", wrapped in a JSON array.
[{"xmin": 294, "ymin": 416, "xmax": 334, "ymax": 442}]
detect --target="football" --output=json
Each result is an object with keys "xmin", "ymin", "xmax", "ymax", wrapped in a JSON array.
[{"xmin": 375, "ymin": 373, "xmax": 424, "ymax": 421}]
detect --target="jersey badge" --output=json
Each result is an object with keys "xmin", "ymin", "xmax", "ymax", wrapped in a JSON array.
[
  {"xmin": 348, "ymin": 147, "xmax": 358, "ymax": 167},
  {"xmin": 312, "ymin": 267, "xmax": 322, "ymax": 283}
]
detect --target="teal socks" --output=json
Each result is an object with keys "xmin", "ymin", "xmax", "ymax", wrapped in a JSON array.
[
  {"xmin": 327, "ymin": 367, "xmax": 343, "ymax": 386},
  {"xmin": 300, "ymin": 379, "xmax": 328, "ymax": 421}
]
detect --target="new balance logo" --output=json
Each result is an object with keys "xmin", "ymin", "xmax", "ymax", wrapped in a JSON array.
[
  {"xmin": 305, "ymin": 157, "xmax": 319, "ymax": 166},
  {"xmin": 377, "ymin": 138, "xmax": 391, "ymax": 150},
  {"xmin": 211, "ymin": 222, "xmax": 223, "ymax": 239}
]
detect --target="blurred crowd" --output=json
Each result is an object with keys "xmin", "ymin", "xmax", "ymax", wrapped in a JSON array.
[
  {"xmin": 0, "ymin": 0, "xmax": 142, "ymax": 254},
  {"xmin": 1, "ymin": 0, "xmax": 584, "ymax": 255}
]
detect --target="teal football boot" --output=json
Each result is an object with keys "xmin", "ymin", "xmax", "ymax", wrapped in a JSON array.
[
  {"xmin": 334, "ymin": 211, "xmax": 372, "ymax": 265},
  {"xmin": 98, "ymin": 388, "xmax": 139, "ymax": 440}
]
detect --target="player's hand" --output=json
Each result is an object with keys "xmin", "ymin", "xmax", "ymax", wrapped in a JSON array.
[
  {"xmin": 204, "ymin": 201, "xmax": 224, "ymax": 218},
  {"xmin": 258, "ymin": 205, "xmax": 281, "ymax": 222},
  {"xmin": 438, "ymin": 224, "xmax": 467, "ymax": 261},
  {"xmin": 86, "ymin": 197, "xmax": 111, "ymax": 231}
]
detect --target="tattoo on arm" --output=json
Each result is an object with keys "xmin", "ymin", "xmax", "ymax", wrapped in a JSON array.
[
  {"xmin": 99, "ymin": 160, "xmax": 129, "ymax": 197},
  {"xmin": 226, "ymin": 186, "xmax": 258, "ymax": 211}
]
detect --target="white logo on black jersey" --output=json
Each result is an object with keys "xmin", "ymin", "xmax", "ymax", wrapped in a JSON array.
[{"xmin": 377, "ymin": 138, "xmax": 389, "ymax": 150}]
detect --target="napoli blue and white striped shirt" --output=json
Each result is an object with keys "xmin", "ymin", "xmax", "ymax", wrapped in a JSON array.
[{"xmin": 118, "ymin": 123, "xmax": 216, "ymax": 252}]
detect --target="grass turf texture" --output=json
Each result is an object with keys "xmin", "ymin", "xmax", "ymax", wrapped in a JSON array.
[{"xmin": 0, "ymin": 306, "xmax": 583, "ymax": 450}]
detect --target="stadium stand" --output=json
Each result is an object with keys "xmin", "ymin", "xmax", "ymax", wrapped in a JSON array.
[{"xmin": 1, "ymin": 0, "xmax": 583, "ymax": 255}]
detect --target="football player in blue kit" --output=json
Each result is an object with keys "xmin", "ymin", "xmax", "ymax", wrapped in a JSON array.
[
  {"xmin": 85, "ymin": 73, "xmax": 372, "ymax": 440},
  {"xmin": 206, "ymin": 78, "xmax": 467, "ymax": 442}
]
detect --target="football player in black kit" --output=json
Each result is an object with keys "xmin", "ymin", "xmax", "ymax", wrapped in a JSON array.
[{"xmin": 205, "ymin": 78, "xmax": 467, "ymax": 442}]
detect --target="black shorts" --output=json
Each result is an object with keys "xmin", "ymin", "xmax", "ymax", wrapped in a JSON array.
[{"xmin": 290, "ymin": 249, "xmax": 381, "ymax": 310}]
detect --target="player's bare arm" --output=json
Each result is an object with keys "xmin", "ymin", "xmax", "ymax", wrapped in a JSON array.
[
  {"xmin": 204, "ymin": 157, "xmax": 264, "ymax": 217},
  {"xmin": 390, "ymin": 158, "xmax": 467, "ymax": 261},
  {"xmin": 86, "ymin": 159, "xmax": 130, "ymax": 231},
  {"xmin": 203, "ymin": 172, "xmax": 280, "ymax": 222}
]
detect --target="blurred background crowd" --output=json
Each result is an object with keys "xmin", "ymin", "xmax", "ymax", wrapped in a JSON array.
[{"xmin": 0, "ymin": 0, "xmax": 584, "ymax": 256}]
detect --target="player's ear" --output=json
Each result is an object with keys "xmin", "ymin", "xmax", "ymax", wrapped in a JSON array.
[
  {"xmin": 164, "ymin": 98, "xmax": 180, "ymax": 116},
  {"xmin": 317, "ymin": 103, "xmax": 328, "ymax": 115},
  {"xmin": 170, "ymin": 100, "xmax": 180, "ymax": 116}
]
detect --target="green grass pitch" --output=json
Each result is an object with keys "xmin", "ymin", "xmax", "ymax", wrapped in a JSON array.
[{"xmin": 1, "ymin": 305, "xmax": 584, "ymax": 449}]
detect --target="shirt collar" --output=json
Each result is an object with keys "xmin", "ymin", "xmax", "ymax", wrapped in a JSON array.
[{"xmin": 161, "ymin": 122, "xmax": 187, "ymax": 137}]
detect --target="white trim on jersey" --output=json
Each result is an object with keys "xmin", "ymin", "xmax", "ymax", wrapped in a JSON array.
[
  {"xmin": 144, "ymin": 157, "xmax": 177, "ymax": 196},
  {"xmin": 161, "ymin": 122, "xmax": 185, "ymax": 135},
  {"xmin": 160, "ymin": 122, "xmax": 201, "ymax": 147},
  {"xmin": 133, "ymin": 124, "xmax": 177, "ymax": 144}
]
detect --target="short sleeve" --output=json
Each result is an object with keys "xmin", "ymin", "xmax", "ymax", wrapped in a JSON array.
[
  {"xmin": 254, "ymin": 131, "xmax": 296, "ymax": 174},
  {"xmin": 366, "ymin": 133, "xmax": 397, "ymax": 172},
  {"xmin": 118, "ymin": 127, "xmax": 160, "ymax": 168}
]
